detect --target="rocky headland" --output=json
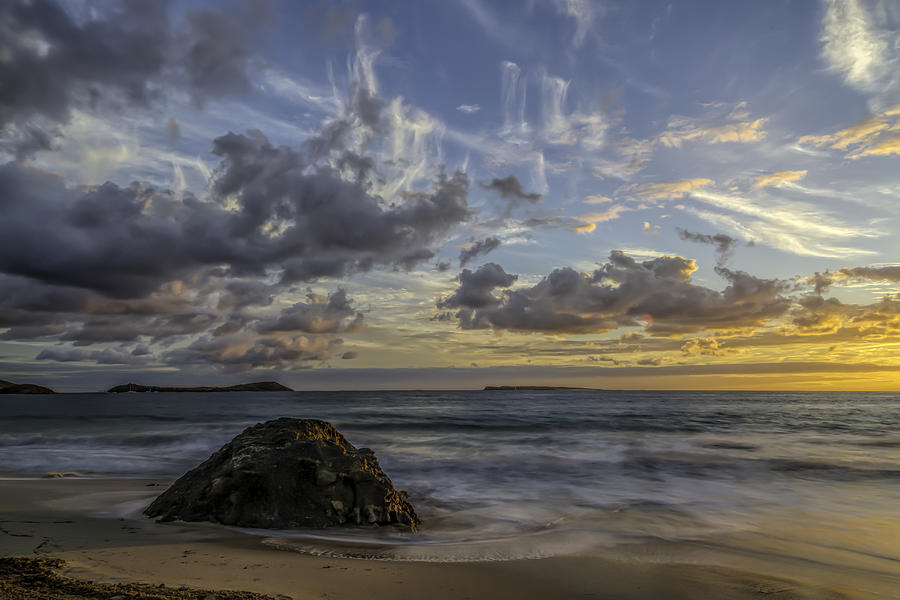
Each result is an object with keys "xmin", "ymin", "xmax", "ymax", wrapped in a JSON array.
[
  {"xmin": 0, "ymin": 379, "xmax": 56, "ymax": 394},
  {"xmin": 144, "ymin": 417, "xmax": 419, "ymax": 531},
  {"xmin": 108, "ymin": 381, "xmax": 292, "ymax": 393}
]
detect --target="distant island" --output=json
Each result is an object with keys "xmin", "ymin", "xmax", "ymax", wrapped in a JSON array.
[
  {"xmin": 0, "ymin": 379, "xmax": 56, "ymax": 394},
  {"xmin": 108, "ymin": 381, "xmax": 293, "ymax": 393},
  {"xmin": 483, "ymin": 385, "xmax": 602, "ymax": 391}
]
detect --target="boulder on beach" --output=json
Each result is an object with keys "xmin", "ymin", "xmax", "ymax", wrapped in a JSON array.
[{"xmin": 144, "ymin": 418, "xmax": 419, "ymax": 531}]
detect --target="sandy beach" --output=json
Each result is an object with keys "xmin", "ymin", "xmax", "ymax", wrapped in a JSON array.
[{"xmin": 1, "ymin": 477, "xmax": 895, "ymax": 600}]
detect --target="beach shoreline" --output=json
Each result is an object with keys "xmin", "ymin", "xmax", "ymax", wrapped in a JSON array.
[{"xmin": 1, "ymin": 477, "xmax": 894, "ymax": 600}]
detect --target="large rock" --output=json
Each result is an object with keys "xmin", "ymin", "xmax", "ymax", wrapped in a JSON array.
[{"xmin": 144, "ymin": 418, "xmax": 419, "ymax": 531}]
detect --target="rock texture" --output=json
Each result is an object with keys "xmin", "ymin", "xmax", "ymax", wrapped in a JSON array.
[
  {"xmin": 144, "ymin": 418, "xmax": 418, "ymax": 531},
  {"xmin": 0, "ymin": 380, "xmax": 55, "ymax": 394},
  {"xmin": 108, "ymin": 381, "xmax": 292, "ymax": 393}
]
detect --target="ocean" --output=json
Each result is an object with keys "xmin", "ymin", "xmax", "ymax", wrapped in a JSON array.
[{"xmin": 1, "ymin": 390, "xmax": 899, "ymax": 570}]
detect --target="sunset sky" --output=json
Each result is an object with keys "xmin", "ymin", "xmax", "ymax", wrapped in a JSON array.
[{"xmin": 2, "ymin": 0, "xmax": 900, "ymax": 391}]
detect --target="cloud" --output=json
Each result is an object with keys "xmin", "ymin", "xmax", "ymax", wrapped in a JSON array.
[
  {"xmin": 856, "ymin": 133, "xmax": 900, "ymax": 157},
  {"xmin": 481, "ymin": 173, "xmax": 544, "ymax": 215},
  {"xmin": 798, "ymin": 106, "xmax": 900, "ymax": 158},
  {"xmin": 676, "ymin": 228, "xmax": 739, "ymax": 266},
  {"xmin": 163, "ymin": 333, "xmax": 345, "ymax": 371},
  {"xmin": 568, "ymin": 205, "xmax": 630, "ymax": 233},
  {"xmin": 657, "ymin": 103, "xmax": 767, "ymax": 148},
  {"xmin": 13, "ymin": 279, "xmax": 362, "ymax": 371},
  {"xmin": 820, "ymin": 0, "xmax": 898, "ymax": 103},
  {"xmin": 456, "ymin": 104, "xmax": 481, "ymax": 114},
  {"xmin": 0, "ymin": 125, "xmax": 470, "ymax": 297},
  {"xmin": 437, "ymin": 263, "xmax": 518, "ymax": 311},
  {"xmin": 37, "ymin": 347, "xmax": 149, "ymax": 365},
  {"xmin": 439, "ymin": 251, "xmax": 791, "ymax": 336},
  {"xmin": 751, "ymin": 170, "xmax": 807, "ymax": 188},
  {"xmin": 812, "ymin": 264, "xmax": 900, "ymax": 292},
  {"xmin": 0, "ymin": 15, "xmax": 470, "ymax": 372},
  {"xmin": 499, "ymin": 61, "xmax": 527, "ymax": 134},
  {"xmin": 552, "ymin": 0, "xmax": 599, "ymax": 48},
  {"xmin": 620, "ymin": 178, "xmax": 714, "ymax": 204},
  {"xmin": 255, "ymin": 289, "xmax": 363, "ymax": 334},
  {"xmin": 459, "ymin": 237, "xmax": 502, "ymax": 266},
  {"xmin": 166, "ymin": 118, "xmax": 181, "ymax": 145},
  {"xmin": 482, "ymin": 174, "xmax": 542, "ymax": 202},
  {"xmin": 180, "ymin": 3, "xmax": 270, "ymax": 105},
  {"xmin": 0, "ymin": 1, "xmax": 269, "ymax": 158},
  {"xmin": 789, "ymin": 294, "xmax": 900, "ymax": 339},
  {"xmin": 684, "ymin": 186, "xmax": 881, "ymax": 258},
  {"xmin": 636, "ymin": 357, "xmax": 662, "ymax": 366},
  {"xmin": 680, "ymin": 337, "xmax": 722, "ymax": 356},
  {"xmin": 838, "ymin": 265, "xmax": 900, "ymax": 282},
  {"xmin": 570, "ymin": 223, "xmax": 597, "ymax": 234}
]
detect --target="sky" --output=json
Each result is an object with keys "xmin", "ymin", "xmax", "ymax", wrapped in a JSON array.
[{"xmin": 2, "ymin": 0, "xmax": 900, "ymax": 391}]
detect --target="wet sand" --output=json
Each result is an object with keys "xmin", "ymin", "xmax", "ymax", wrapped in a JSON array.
[{"xmin": 0, "ymin": 478, "xmax": 894, "ymax": 600}]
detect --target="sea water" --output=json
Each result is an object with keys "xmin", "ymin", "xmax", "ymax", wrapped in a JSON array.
[{"xmin": 1, "ymin": 390, "xmax": 898, "ymax": 571}]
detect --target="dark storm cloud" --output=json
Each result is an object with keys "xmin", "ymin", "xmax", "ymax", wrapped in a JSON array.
[
  {"xmin": 676, "ymin": 228, "xmax": 739, "ymax": 265},
  {"xmin": 166, "ymin": 118, "xmax": 181, "ymax": 145},
  {"xmin": 163, "ymin": 333, "xmax": 344, "ymax": 371},
  {"xmin": 0, "ymin": 273, "xmax": 208, "ymax": 347},
  {"xmin": 180, "ymin": 4, "xmax": 268, "ymax": 105},
  {"xmin": 805, "ymin": 265, "xmax": 900, "ymax": 295},
  {"xmin": 216, "ymin": 280, "xmax": 277, "ymax": 311},
  {"xmin": 37, "ymin": 346, "xmax": 148, "ymax": 365},
  {"xmin": 256, "ymin": 289, "xmax": 363, "ymax": 334},
  {"xmin": 440, "ymin": 251, "xmax": 791, "ymax": 335},
  {"xmin": 481, "ymin": 175, "xmax": 542, "ymax": 205},
  {"xmin": 0, "ymin": 6, "xmax": 471, "ymax": 373},
  {"xmin": 0, "ymin": 132, "xmax": 469, "ymax": 297},
  {"xmin": 838, "ymin": 266, "xmax": 900, "ymax": 282},
  {"xmin": 459, "ymin": 237, "xmax": 501, "ymax": 266},
  {"xmin": 0, "ymin": 0, "xmax": 268, "ymax": 157},
  {"xmin": 438, "ymin": 263, "xmax": 518, "ymax": 311},
  {"xmin": 790, "ymin": 294, "xmax": 900, "ymax": 337},
  {"xmin": 211, "ymin": 129, "xmax": 469, "ymax": 282},
  {"xmin": 26, "ymin": 285, "xmax": 362, "ymax": 369},
  {"xmin": 0, "ymin": 1, "xmax": 169, "ymax": 134}
]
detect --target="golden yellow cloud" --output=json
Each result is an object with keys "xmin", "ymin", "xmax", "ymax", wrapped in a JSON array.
[
  {"xmin": 659, "ymin": 118, "xmax": 767, "ymax": 148},
  {"xmin": 570, "ymin": 223, "xmax": 597, "ymax": 234},
  {"xmin": 853, "ymin": 134, "xmax": 900, "ymax": 158},
  {"xmin": 568, "ymin": 205, "xmax": 630, "ymax": 234},
  {"xmin": 578, "ymin": 205, "xmax": 630, "ymax": 222},
  {"xmin": 798, "ymin": 105, "xmax": 900, "ymax": 159},
  {"xmin": 751, "ymin": 170, "xmax": 807, "ymax": 188},
  {"xmin": 621, "ymin": 178, "xmax": 714, "ymax": 204}
]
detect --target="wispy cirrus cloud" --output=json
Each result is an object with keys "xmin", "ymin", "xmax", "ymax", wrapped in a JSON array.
[
  {"xmin": 798, "ymin": 106, "xmax": 900, "ymax": 159},
  {"xmin": 820, "ymin": 0, "xmax": 900, "ymax": 108},
  {"xmin": 618, "ymin": 178, "xmax": 714, "ymax": 205},
  {"xmin": 751, "ymin": 170, "xmax": 808, "ymax": 189},
  {"xmin": 657, "ymin": 102, "xmax": 767, "ymax": 148}
]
